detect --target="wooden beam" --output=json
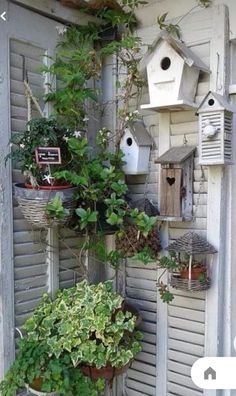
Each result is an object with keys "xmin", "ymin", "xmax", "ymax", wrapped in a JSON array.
[
  {"xmin": 204, "ymin": 5, "xmax": 230, "ymax": 396},
  {"xmin": 9, "ymin": 0, "xmax": 99, "ymax": 25},
  {"xmin": 0, "ymin": 0, "xmax": 15, "ymax": 377}
]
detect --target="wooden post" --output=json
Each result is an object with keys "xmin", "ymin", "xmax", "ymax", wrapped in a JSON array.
[
  {"xmin": 204, "ymin": 5, "xmax": 230, "ymax": 396},
  {"xmin": 156, "ymin": 112, "xmax": 170, "ymax": 396},
  {"xmin": 0, "ymin": 0, "xmax": 15, "ymax": 377}
]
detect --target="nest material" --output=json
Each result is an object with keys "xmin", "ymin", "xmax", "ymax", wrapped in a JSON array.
[
  {"xmin": 116, "ymin": 225, "xmax": 162, "ymax": 257},
  {"xmin": 166, "ymin": 231, "xmax": 217, "ymax": 255}
]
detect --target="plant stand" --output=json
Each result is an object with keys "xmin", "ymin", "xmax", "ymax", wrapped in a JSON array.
[{"xmin": 14, "ymin": 183, "xmax": 78, "ymax": 229}]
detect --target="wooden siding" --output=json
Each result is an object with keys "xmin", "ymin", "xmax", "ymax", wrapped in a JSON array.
[
  {"xmin": 124, "ymin": 259, "xmax": 157, "ymax": 396},
  {"xmin": 10, "ymin": 39, "xmax": 48, "ymax": 328},
  {"xmin": 123, "ymin": 9, "xmax": 213, "ymax": 395}
]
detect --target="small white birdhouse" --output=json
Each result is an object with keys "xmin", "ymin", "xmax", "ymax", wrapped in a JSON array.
[
  {"xmin": 140, "ymin": 31, "xmax": 209, "ymax": 112},
  {"xmin": 155, "ymin": 146, "xmax": 195, "ymax": 221},
  {"xmin": 197, "ymin": 91, "xmax": 235, "ymax": 165},
  {"xmin": 120, "ymin": 121, "xmax": 152, "ymax": 175}
]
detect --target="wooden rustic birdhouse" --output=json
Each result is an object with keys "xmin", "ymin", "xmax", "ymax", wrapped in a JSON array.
[
  {"xmin": 155, "ymin": 146, "xmax": 195, "ymax": 221},
  {"xmin": 120, "ymin": 121, "xmax": 152, "ymax": 175},
  {"xmin": 197, "ymin": 91, "xmax": 235, "ymax": 165},
  {"xmin": 140, "ymin": 31, "xmax": 209, "ymax": 112}
]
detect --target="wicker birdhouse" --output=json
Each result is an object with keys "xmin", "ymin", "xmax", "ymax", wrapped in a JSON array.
[
  {"xmin": 166, "ymin": 231, "xmax": 217, "ymax": 292},
  {"xmin": 120, "ymin": 121, "xmax": 152, "ymax": 175},
  {"xmin": 197, "ymin": 91, "xmax": 235, "ymax": 165},
  {"xmin": 155, "ymin": 146, "xmax": 195, "ymax": 221},
  {"xmin": 140, "ymin": 31, "xmax": 209, "ymax": 112}
]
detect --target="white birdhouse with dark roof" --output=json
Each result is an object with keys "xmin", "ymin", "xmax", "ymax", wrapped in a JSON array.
[
  {"xmin": 140, "ymin": 31, "xmax": 209, "ymax": 112},
  {"xmin": 120, "ymin": 121, "xmax": 152, "ymax": 175},
  {"xmin": 197, "ymin": 91, "xmax": 235, "ymax": 165}
]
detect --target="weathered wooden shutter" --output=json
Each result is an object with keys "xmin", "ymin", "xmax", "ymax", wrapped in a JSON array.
[
  {"xmin": 10, "ymin": 39, "xmax": 49, "ymax": 327},
  {"xmin": 124, "ymin": 259, "xmax": 157, "ymax": 396},
  {"xmin": 167, "ymin": 289, "xmax": 205, "ymax": 396},
  {"xmin": 59, "ymin": 229, "xmax": 82, "ymax": 288}
]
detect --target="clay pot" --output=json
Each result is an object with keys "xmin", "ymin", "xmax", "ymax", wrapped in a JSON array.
[
  {"xmin": 80, "ymin": 363, "xmax": 130, "ymax": 381},
  {"xmin": 25, "ymin": 183, "xmax": 72, "ymax": 190},
  {"xmin": 180, "ymin": 266, "xmax": 206, "ymax": 280}
]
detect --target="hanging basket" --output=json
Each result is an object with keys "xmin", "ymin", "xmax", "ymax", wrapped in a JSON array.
[
  {"xmin": 170, "ymin": 272, "xmax": 211, "ymax": 292},
  {"xmin": 14, "ymin": 183, "xmax": 78, "ymax": 229}
]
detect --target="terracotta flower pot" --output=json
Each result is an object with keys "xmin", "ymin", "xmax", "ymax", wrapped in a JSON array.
[
  {"xmin": 25, "ymin": 183, "xmax": 72, "ymax": 190},
  {"xmin": 80, "ymin": 363, "xmax": 130, "ymax": 381},
  {"xmin": 180, "ymin": 266, "xmax": 206, "ymax": 280}
]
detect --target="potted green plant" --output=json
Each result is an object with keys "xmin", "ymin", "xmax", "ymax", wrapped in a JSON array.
[
  {"xmin": 7, "ymin": 117, "xmax": 79, "ymax": 228},
  {"xmin": 21, "ymin": 280, "xmax": 142, "ymax": 384},
  {"xmin": 0, "ymin": 280, "xmax": 140, "ymax": 394},
  {"xmin": 0, "ymin": 337, "xmax": 104, "ymax": 396}
]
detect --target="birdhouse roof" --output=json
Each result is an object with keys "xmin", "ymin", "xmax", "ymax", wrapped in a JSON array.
[
  {"xmin": 126, "ymin": 121, "xmax": 153, "ymax": 146},
  {"xmin": 155, "ymin": 146, "xmax": 195, "ymax": 164},
  {"xmin": 197, "ymin": 91, "xmax": 235, "ymax": 113},
  {"xmin": 166, "ymin": 231, "xmax": 217, "ymax": 255},
  {"xmin": 139, "ymin": 31, "xmax": 209, "ymax": 74}
]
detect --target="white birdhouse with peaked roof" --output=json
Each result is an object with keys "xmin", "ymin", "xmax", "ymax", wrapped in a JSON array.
[
  {"xmin": 197, "ymin": 91, "xmax": 235, "ymax": 165},
  {"xmin": 120, "ymin": 121, "xmax": 152, "ymax": 175},
  {"xmin": 140, "ymin": 31, "xmax": 209, "ymax": 112}
]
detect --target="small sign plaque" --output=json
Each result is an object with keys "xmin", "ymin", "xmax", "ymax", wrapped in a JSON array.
[{"xmin": 35, "ymin": 147, "xmax": 62, "ymax": 165}]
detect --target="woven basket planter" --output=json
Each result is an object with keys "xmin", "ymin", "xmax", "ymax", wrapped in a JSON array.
[
  {"xmin": 14, "ymin": 183, "xmax": 78, "ymax": 229},
  {"xmin": 25, "ymin": 385, "xmax": 59, "ymax": 396},
  {"xmin": 170, "ymin": 273, "xmax": 211, "ymax": 292}
]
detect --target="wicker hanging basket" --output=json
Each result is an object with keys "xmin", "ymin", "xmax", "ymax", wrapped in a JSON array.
[
  {"xmin": 14, "ymin": 183, "xmax": 78, "ymax": 229},
  {"xmin": 165, "ymin": 231, "xmax": 217, "ymax": 292},
  {"xmin": 170, "ymin": 272, "xmax": 211, "ymax": 292}
]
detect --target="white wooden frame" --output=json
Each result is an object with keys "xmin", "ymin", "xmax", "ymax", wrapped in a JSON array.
[{"xmin": 204, "ymin": 6, "xmax": 230, "ymax": 396}]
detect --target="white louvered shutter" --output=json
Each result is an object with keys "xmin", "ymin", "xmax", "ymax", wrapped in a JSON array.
[{"xmin": 124, "ymin": 259, "xmax": 157, "ymax": 396}]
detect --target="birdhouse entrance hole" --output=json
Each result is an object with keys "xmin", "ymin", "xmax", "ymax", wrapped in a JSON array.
[
  {"xmin": 208, "ymin": 98, "xmax": 215, "ymax": 106},
  {"xmin": 161, "ymin": 57, "xmax": 171, "ymax": 70},
  {"xmin": 166, "ymin": 177, "xmax": 175, "ymax": 186},
  {"xmin": 126, "ymin": 137, "xmax": 133, "ymax": 146}
]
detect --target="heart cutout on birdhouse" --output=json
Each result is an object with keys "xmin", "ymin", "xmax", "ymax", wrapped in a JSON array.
[{"xmin": 166, "ymin": 177, "xmax": 175, "ymax": 186}]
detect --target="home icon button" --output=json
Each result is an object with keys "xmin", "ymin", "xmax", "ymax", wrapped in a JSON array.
[{"xmin": 204, "ymin": 367, "xmax": 216, "ymax": 380}]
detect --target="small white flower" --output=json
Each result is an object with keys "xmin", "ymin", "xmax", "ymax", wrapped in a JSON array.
[
  {"xmin": 83, "ymin": 117, "xmax": 89, "ymax": 122},
  {"xmin": 74, "ymin": 131, "xmax": 82, "ymax": 138},
  {"xmin": 56, "ymin": 26, "xmax": 67, "ymax": 35},
  {"xmin": 133, "ymin": 110, "xmax": 139, "ymax": 114},
  {"xmin": 63, "ymin": 136, "xmax": 69, "ymax": 142},
  {"xmin": 20, "ymin": 143, "xmax": 25, "ymax": 149},
  {"xmin": 43, "ymin": 174, "xmax": 55, "ymax": 185},
  {"xmin": 125, "ymin": 116, "xmax": 129, "ymax": 122}
]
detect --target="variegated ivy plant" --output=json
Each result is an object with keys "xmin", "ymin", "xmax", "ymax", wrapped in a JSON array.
[{"xmin": 23, "ymin": 280, "xmax": 142, "ymax": 370}]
